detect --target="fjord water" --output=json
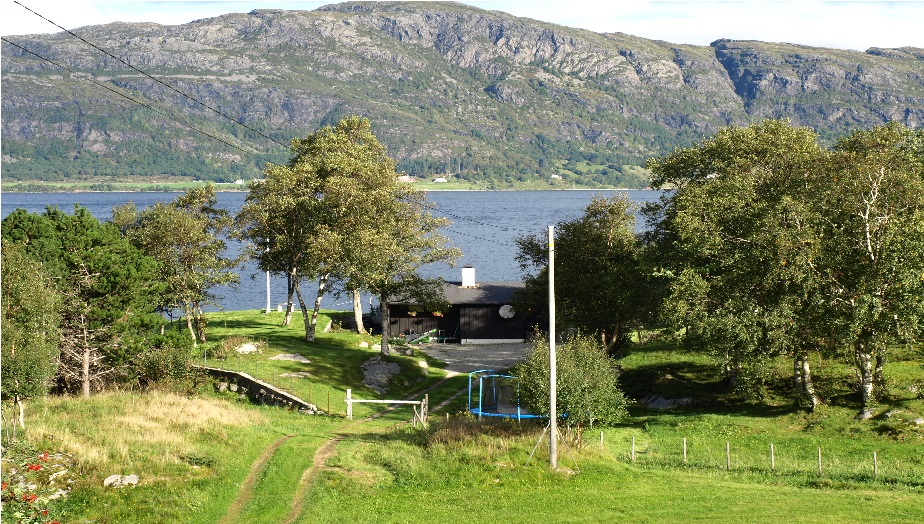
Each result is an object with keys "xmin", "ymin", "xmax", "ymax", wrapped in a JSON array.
[{"xmin": 1, "ymin": 190, "xmax": 660, "ymax": 311}]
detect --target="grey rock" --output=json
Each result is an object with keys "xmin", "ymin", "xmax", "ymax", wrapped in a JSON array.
[
  {"xmin": 103, "ymin": 474, "xmax": 139, "ymax": 488},
  {"xmin": 270, "ymin": 353, "xmax": 311, "ymax": 363},
  {"xmin": 235, "ymin": 343, "xmax": 261, "ymax": 354},
  {"xmin": 641, "ymin": 394, "xmax": 699, "ymax": 410},
  {"xmin": 361, "ymin": 356, "xmax": 401, "ymax": 395}
]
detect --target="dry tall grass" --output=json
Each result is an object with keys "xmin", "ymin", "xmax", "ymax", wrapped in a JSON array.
[{"xmin": 26, "ymin": 391, "xmax": 266, "ymax": 474}]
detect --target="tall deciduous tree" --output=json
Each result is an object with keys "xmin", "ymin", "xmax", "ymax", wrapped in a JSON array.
[
  {"xmin": 515, "ymin": 195, "xmax": 643, "ymax": 353},
  {"xmin": 114, "ymin": 184, "xmax": 240, "ymax": 346},
  {"xmin": 1, "ymin": 240, "xmax": 61, "ymax": 430},
  {"xmin": 815, "ymin": 124, "xmax": 924, "ymax": 416},
  {"xmin": 240, "ymin": 116, "xmax": 459, "ymax": 349},
  {"xmin": 646, "ymin": 120, "xmax": 827, "ymax": 407},
  {"xmin": 339, "ymin": 183, "xmax": 459, "ymax": 355}
]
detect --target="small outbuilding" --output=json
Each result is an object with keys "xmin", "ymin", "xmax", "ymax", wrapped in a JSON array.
[{"xmin": 387, "ymin": 267, "xmax": 532, "ymax": 344}]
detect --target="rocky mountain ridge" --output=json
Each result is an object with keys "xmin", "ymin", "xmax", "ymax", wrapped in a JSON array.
[{"xmin": 2, "ymin": 1, "xmax": 922, "ymax": 187}]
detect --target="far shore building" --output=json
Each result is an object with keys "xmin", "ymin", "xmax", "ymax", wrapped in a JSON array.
[{"xmin": 387, "ymin": 266, "xmax": 533, "ymax": 344}]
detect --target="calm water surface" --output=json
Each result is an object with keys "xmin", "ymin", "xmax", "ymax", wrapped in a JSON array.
[{"xmin": 1, "ymin": 190, "xmax": 660, "ymax": 311}]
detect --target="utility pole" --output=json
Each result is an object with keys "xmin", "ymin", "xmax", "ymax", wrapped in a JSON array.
[
  {"xmin": 265, "ymin": 269, "xmax": 271, "ymax": 314},
  {"xmin": 548, "ymin": 225, "xmax": 558, "ymax": 470},
  {"xmin": 265, "ymin": 242, "xmax": 271, "ymax": 314}
]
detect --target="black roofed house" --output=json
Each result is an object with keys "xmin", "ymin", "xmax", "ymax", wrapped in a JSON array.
[{"xmin": 388, "ymin": 266, "xmax": 531, "ymax": 344}]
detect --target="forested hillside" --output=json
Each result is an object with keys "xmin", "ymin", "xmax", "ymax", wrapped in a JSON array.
[{"xmin": 2, "ymin": 1, "xmax": 922, "ymax": 188}]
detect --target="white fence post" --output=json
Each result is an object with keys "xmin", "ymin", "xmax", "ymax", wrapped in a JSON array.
[{"xmin": 346, "ymin": 388, "xmax": 353, "ymax": 420}]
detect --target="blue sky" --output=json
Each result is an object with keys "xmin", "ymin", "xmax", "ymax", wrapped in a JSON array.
[{"xmin": 3, "ymin": 1, "xmax": 923, "ymax": 51}]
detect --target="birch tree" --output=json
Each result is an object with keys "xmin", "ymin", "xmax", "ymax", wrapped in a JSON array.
[
  {"xmin": 240, "ymin": 116, "xmax": 459, "ymax": 347},
  {"xmin": 515, "ymin": 195, "xmax": 643, "ymax": 353},
  {"xmin": 1, "ymin": 240, "xmax": 61, "ymax": 430},
  {"xmin": 646, "ymin": 120, "xmax": 827, "ymax": 407},
  {"xmin": 114, "ymin": 184, "xmax": 239, "ymax": 346},
  {"xmin": 815, "ymin": 124, "xmax": 924, "ymax": 416}
]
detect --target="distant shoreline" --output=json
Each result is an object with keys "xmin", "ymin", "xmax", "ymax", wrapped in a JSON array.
[{"xmin": 1, "ymin": 183, "xmax": 652, "ymax": 194}]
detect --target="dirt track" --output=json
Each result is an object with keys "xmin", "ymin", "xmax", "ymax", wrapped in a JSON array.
[{"xmin": 416, "ymin": 342, "xmax": 531, "ymax": 375}]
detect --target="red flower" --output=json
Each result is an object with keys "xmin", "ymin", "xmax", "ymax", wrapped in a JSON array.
[
  {"xmin": 22, "ymin": 493, "xmax": 37, "ymax": 503},
  {"xmin": 42, "ymin": 509, "xmax": 49, "ymax": 516},
  {"xmin": 39, "ymin": 452, "xmax": 49, "ymax": 461},
  {"xmin": 1, "ymin": 481, "xmax": 7, "ymax": 490},
  {"xmin": 28, "ymin": 463, "xmax": 43, "ymax": 471}
]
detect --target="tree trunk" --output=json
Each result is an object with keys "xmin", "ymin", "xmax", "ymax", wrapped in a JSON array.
[
  {"xmin": 304, "ymin": 273, "xmax": 328, "ymax": 343},
  {"xmin": 284, "ymin": 269, "xmax": 296, "ymax": 326},
  {"xmin": 293, "ymin": 281, "xmax": 312, "ymax": 342},
  {"xmin": 605, "ymin": 325, "xmax": 622, "ymax": 353},
  {"xmin": 82, "ymin": 338, "xmax": 91, "ymax": 398},
  {"xmin": 185, "ymin": 311, "xmax": 198, "ymax": 348},
  {"xmin": 16, "ymin": 397, "xmax": 25, "ymax": 430},
  {"xmin": 856, "ymin": 340, "xmax": 875, "ymax": 417},
  {"xmin": 379, "ymin": 293, "xmax": 391, "ymax": 356},
  {"xmin": 874, "ymin": 352, "xmax": 886, "ymax": 398},
  {"xmin": 799, "ymin": 354, "xmax": 821, "ymax": 412},
  {"xmin": 194, "ymin": 302, "xmax": 207, "ymax": 343},
  {"xmin": 352, "ymin": 288, "xmax": 365, "ymax": 334},
  {"xmin": 723, "ymin": 356, "xmax": 741, "ymax": 389}
]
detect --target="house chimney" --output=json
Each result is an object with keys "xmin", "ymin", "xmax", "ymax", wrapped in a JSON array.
[{"xmin": 461, "ymin": 265, "xmax": 476, "ymax": 288}]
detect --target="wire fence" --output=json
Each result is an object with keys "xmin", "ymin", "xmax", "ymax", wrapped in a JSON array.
[{"xmin": 601, "ymin": 433, "xmax": 922, "ymax": 486}]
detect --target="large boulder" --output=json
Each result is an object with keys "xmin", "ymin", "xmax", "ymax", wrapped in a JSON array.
[{"xmin": 361, "ymin": 356, "xmax": 401, "ymax": 395}]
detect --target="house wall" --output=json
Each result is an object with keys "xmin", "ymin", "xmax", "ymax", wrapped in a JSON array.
[
  {"xmin": 388, "ymin": 305, "xmax": 459, "ymax": 340},
  {"xmin": 388, "ymin": 305, "xmax": 530, "ymax": 343},
  {"xmin": 460, "ymin": 306, "xmax": 527, "ymax": 342}
]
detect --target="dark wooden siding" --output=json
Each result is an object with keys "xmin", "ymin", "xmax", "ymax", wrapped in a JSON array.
[
  {"xmin": 460, "ymin": 306, "xmax": 527, "ymax": 340},
  {"xmin": 388, "ymin": 304, "xmax": 528, "ymax": 341},
  {"xmin": 388, "ymin": 306, "xmax": 460, "ymax": 339}
]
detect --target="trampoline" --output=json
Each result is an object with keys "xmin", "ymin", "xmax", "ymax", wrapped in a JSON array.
[{"xmin": 467, "ymin": 369, "xmax": 543, "ymax": 420}]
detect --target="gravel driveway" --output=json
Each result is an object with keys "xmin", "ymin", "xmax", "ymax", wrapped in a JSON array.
[{"xmin": 416, "ymin": 342, "xmax": 532, "ymax": 375}]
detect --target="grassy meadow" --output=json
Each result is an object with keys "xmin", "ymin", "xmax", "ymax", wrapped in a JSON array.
[{"xmin": 4, "ymin": 310, "xmax": 922, "ymax": 523}]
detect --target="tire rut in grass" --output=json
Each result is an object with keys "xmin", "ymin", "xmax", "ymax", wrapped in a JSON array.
[
  {"xmin": 218, "ymin": 434, "xmax": 294, "ymax": 524},
  {"xmin": 283, "ymin": 377, "xmax": 458, "ymax": 522},
  {"xmin": 283, "ymin": 435, "xmax": 344, "ymax": 524}
]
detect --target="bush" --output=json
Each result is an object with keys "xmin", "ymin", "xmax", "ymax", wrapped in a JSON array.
[
  {"xmin": 132, "ymin": 332, "xmax": 192, "ymax": 387},
  {"xmin": 515, "ymin": 332, "xmax": 628, "ymax": 428}
]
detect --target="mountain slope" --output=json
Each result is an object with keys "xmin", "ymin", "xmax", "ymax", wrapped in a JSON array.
[{"xmin": 2, "ymin": 1, "xmax": 922, "ymax": 188}]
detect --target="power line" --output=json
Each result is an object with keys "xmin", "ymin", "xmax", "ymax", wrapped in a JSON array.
[
  {"xmin": 13, "ymin": 0, "xmax": 290, "ymax": 150},
  {"xmin": 1, "ymin": 37, "xmax": 256, "ymax": 157},
  {"xmin": 432, "ymin": 206, "xmax": 537, "ymax": 235},
  {"xmin": 442, "ymin": 227, "xmax": 511, "ymax": 246},
  {"xmin": 7, "ymin": 2, "xmax": 581, "ymax": 245}
]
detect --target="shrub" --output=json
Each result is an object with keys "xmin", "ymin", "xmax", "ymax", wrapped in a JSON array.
[
  {"xmin": 132, "ymin": 332, "xmax": 192, "ymax": 387},
  {"xmin": 515, "ymin": 332, "xmax": 628, "ymax": 428}
]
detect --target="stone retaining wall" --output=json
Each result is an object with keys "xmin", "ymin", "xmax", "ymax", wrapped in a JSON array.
[{"xmin": 195, "ymin": 365, "xmax": 323, "ymax": 414}]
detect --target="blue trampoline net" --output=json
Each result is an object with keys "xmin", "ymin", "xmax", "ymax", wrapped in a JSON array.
[{"xmin": 467, "ymin": 370, "xmax": 544, "ymax": 420}]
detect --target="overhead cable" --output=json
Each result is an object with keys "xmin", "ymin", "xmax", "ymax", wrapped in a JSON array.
[
  {"xmin": 13, "ymin": 0, "xmax": 290, "ymax": 150},
  {"xmin": 1, "ymin": 37, "xmax": 256, "ymax": 156}
]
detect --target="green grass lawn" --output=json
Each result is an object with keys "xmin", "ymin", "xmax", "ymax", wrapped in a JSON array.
[{"xmin": 7, "ymin": 310, "xmax": 922, "ymax": 523}]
